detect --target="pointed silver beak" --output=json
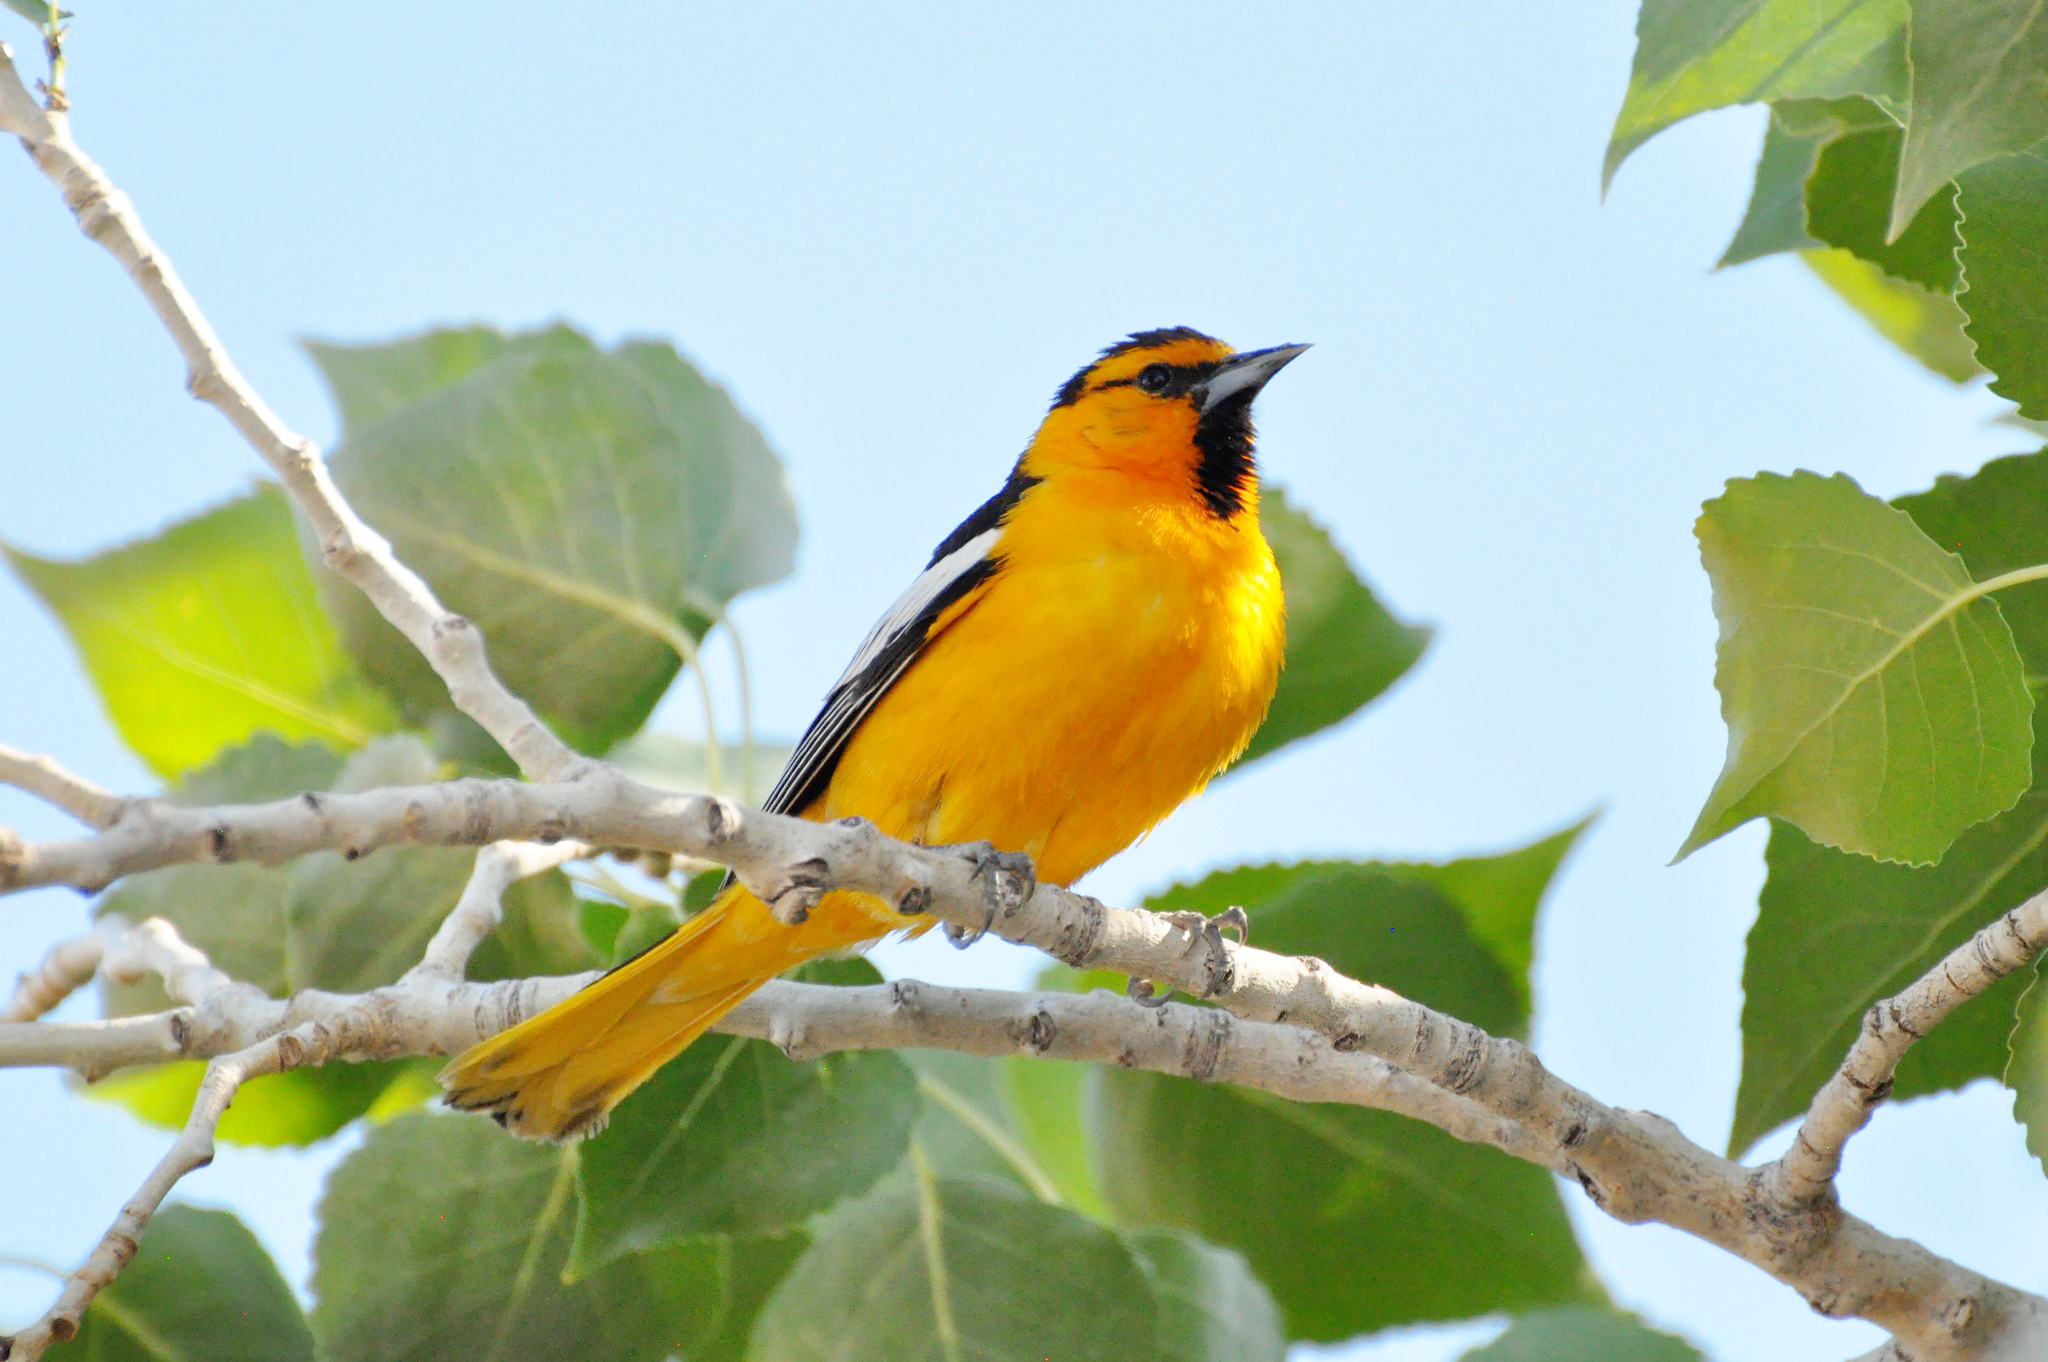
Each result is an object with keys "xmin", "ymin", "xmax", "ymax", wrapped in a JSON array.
[{"xmin": 1199, "ymin": 343, "xmax": 1311, "ymax": 413}]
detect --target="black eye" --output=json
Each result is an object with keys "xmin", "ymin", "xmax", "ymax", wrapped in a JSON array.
[{"xmin": 1136, "ymin": 364, "xmax": 1172, "ymax": 394}]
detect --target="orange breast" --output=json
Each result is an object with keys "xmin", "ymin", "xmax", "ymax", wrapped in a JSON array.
[{"xmin": 818, "ymin": 477, "xmax": 1284, "ymax": 907}]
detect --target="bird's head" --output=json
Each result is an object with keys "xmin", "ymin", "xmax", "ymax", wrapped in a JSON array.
[{"xmin": 1028, "ymin": 327, "xmax": 1309, "ymax": 519}]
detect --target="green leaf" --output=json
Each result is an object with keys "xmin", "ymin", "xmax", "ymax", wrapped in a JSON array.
[
  {"xmin": 1678, "ymin": 471, "xmax": 2032, "ymax": 865},
  {"xmin": 3, "ymin": 1, "xmax": 53, "ymax": 26},
  {"xmin": 698, "ymin": 1232, "xmax": 813, "ymax": 1362},
  {"xmin": 2008, "ymin": 964, "xmax": 2048, "ymax": 1178},
  {"xmin": 1892, "ymin": 0, "xmax": 2048, "ymax": 239},
  {"xmin": 1958, "ymin": 148, "xmax": 2048, "ymax": 420},
  {"xmin": 303, "ymin": 323, "xmax": 589, "ymax": 431},
  {"xmin": 1605, "ymin": 0, "xmax": 1906, "ymax": 189},
  {"xmin": 1081, "ymin": 847, "xmax": 1589, "ymax": 1340},
  {"xmin": 1719, "ymin": 114, "xmax": 1828, "ymax": 266},
  {"xmin": 904, "ymin": 1050, "xmax": 1059, "ymax": 1195},
  {"xmin": 1459, "ymin": 1305, "xmax": 1701, "ymax": 1361},
  {"xmin": 305, "ymin": 324, "xmax": 798, "ymax": 753},
  {"xmin": 1727, "ymin": 449, "xmax": 2048, "ymax": 1151},
  {"xmin": 312, "ymin": 1113, "xmax": 726, "ymax": 1362},
  {"xmin": 570, "ymin": 1014, "xmax": 920, "ymax": 1274},
  {"xmin": 746, "ymin": 1171, "xmax": 1160, "ymax": 1362},
  {"xmin": 1091, "ymin": 1074, "xmax": 1592, "ymax": 1341},
  {"xmin": 64, "ymin": 1206, "xmax": 311, "ymax": 1362},
  {"xmin": 1802, "ymin": 248, "xmax": 1982, "ymax": 381},
  {"xmin": 1135, "ymin": 824, "xmax": 1585, "ymax": 1028},
  {"xmin": 1126, "ymin": 1229, "xmax": 1285, "ymax": 1362},
  {"xmin": 84, "ymin": 1058, "xmax": 437, "ymax": 1147},
  {"xmin": 999, "ymin": 1056, "xmax": 1112, "ymax": 1218},
  {"xmin": 1894, "ymin": 447, "xmax": 2048, "ymax": 674},
  {"xmin": 1804, "ymin": 124, "xmax": 1961, "ymax": 291},
  {"xmin": 2, "ymin": 486, "xmax": 398, "ymax": 779},
  {"xmin": 1733, "ymin": 808, "xmax": 2048, "ymax": 1154},
  {"xmin": 1238, "ymin": 485, "xmax": 1429, "ymax": 769}
]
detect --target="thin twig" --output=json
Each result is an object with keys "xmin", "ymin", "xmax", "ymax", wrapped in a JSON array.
[
  {"xmin": 0, "ymin": 46, "xmax": 583, "ymax": 785},
  {"xmin": 0, "ymin": 745, "xmax": 125, "ymax": 830},
  {"xmin": 1767, "ymin": 886, "xmax": 2048, "ymax": 1207}
]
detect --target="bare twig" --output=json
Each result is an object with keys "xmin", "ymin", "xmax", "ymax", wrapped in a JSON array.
[
  {"xmin": 1767, "ymin": 887, "xmax": 2048, "ymax": 1208},
  {"xmin": 0, "ymin": 46, "xmax": 583, "ymax": 785},
  {"xmin": 2, "ymin": 921, "xmax": 115, "ymax": 1023},
  {"xmin": 407, "ymin": 841, "xmax": 590, "ymax": 982},
  {"xmin": 0, "ymin": 745, "xmax": 125, "ymax": 830}
]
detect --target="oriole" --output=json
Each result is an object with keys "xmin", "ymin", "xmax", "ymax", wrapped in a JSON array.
[{"xmin": 441, "ymin": 327, "xmax": 1304, "ymax": 1140}]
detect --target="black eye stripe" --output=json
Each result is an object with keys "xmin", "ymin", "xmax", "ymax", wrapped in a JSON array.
[{"xmin": 1089, "ymin": 362, "xmax": 1215, "ymax": 399}]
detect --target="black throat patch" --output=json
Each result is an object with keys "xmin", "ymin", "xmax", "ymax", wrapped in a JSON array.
[{"xmin": 1192, "ymin": 393, "xmax": 1257, "ymax": 519}]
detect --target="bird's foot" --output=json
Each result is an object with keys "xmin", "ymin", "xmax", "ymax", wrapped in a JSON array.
[
  {"xmin": 1128, "ymin": 906, "xmax": 1249, "ymax": 1004},
  {"xmin": 938, "ymin": 841, "xmax": 1036, "ymax": 948}
]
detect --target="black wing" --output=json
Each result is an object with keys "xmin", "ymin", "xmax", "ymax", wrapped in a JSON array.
[{"xmin": 757, "ymin": 465, "xmax": 1039, "ymax": 819}]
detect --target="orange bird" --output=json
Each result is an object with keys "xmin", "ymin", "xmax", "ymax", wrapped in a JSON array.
[{"xmin": 441, "ymin": 328, "xmax": 1303, "ymax": 1138}]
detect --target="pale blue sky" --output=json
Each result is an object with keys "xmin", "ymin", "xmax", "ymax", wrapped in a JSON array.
[{"xmin": 2, "ymin": 4, "xmax": 2043, "ymax": 1358}]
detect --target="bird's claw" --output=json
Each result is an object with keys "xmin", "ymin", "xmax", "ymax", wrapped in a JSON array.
[
  {"xmin": 941, "ymin": 842, "xmax": 1036, "ymax": 949},
  {"xmin": 1155, "ymin": 905, "xmax": 1248, "ymax": 998}
]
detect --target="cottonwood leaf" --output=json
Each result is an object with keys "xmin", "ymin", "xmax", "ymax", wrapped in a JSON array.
[
  {"xmin": 312, "ymin": 1113, "xmax": 726, "ymax": 1362},
  {"xmin": 1719, "ymin": 113, "xmax": 1828, "ymax": 266},
  {"xmin": 1802, "ymin": 249, "xmax": 1982, "ymax": 382},
  {"xmin": 1736, "ymin": 804, "xmax": 2048, "ymax": 1152},
  {"xmin": 698, "ymin": 1232, "xmax": 813, "ymax": 1362},
  {"xmin": 1081, "ymin": 841, "xmax": 1589, "ymax": 1340},
  {"xmin": 306, "ymin": 324, "xmax": 797, "ymax": 752},
  {"xmin": 746, "ymin": 1173, "xmax": 1159, "ymax": 1362},
  {"xmin": 66, "ymin": 1206, "xmax": 312, "ymax": 1362},
  {"xmin": 1679, "ymin": 471, "xmax": 2031, "ymax": 865},
  {"xmin": 999, "ymin": 1055, "xmax": 1111, "ymax": 1218},
  {"xmin": 1460, "ymin": 1305, "xmax": 1701, "ymax": 1361},
  {"xmin": 2009, "ymin": 964, "xmax": 2048, "ymax": 1178},
  {"xmin": 1127, "ymin": 1229, "xmax": 1285, "ymax": 1362},
  {"xmin": 1958, "ymin": 149, "xmax": 2048, "ymax": 421},
  {"xmin": 2, "ymin": 1, "xmax": 52, "ymax": 28},
  {"xmin": 570, "ymin": 959, "xmax": 918, "ymax": 1275},
  {"xmin": 1091, "ymin": 1073, "xmax": 1592, "ymax": 1341},
  {"xmin": 1804, "ymin": 124, "xmax": 1961, "ymax": 291},
  {"xmin": 84, "ymin": 1058, "xmax": 437, "ymax": 1148},
  {"xmin": 1895, "ymin": 448, "xmax": 2048, "ymax": 680},
  {"xmin": 1605, "ymin": 0, "xmax": 1906, "ymax": 189},
  {"xmin": 3, "ymin": 485, "xmax": 397, "ymax": 779},
  {"xmin": 1238, "ymin": 485, "xmax": 1429, "ymax": 769},
  {"xmin": 1892, "ymin": 0, "xmax": 2048, "ymax": 239}
]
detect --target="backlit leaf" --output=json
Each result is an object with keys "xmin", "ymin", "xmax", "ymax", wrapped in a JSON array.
[
  {"xmin": 1678, "ymin": 471, "xmax": 2031, "ymax": 864},
  {"xmin": 1605, "ymin": 0, "xmax": 1906, "ymax": 189},
  {"xmin": 1719, "ymin": 114, "xmax": 1827, "ymax": 267},
  {"xmin": 3, "ymin": 486, "xmax": 397, "ymax": 778},
  {"xmin": 1802, "ymin": 249, "xmax": 1981, "ymax": 382},
  {"xmin": 1127, "ymin": 1229, "xmax": 1285, "ymax": 1362}
]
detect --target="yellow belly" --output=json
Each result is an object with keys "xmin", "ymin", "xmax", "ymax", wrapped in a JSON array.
[{"xmin": 816, "ymin": 491, "xmax": 1285, "ymax": 903}]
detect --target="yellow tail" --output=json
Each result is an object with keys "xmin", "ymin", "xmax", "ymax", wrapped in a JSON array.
[{"xmin": 439, "ymin": 884, "xmax": 871, "ymax": 1140}]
